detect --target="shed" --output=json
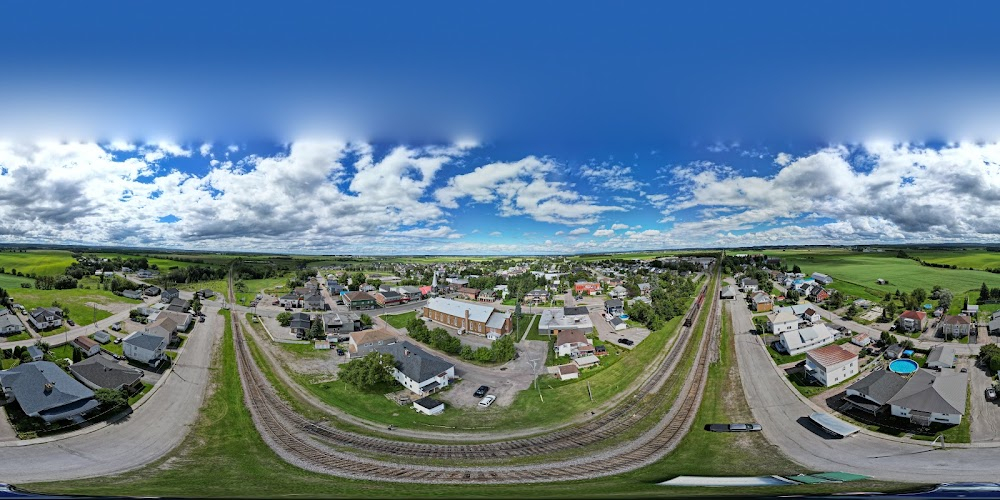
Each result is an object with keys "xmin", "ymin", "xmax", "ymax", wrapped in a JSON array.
[
  {"xmin": 556, "ymin": 364, "xmax": 580, "ymax": 381},
  {"xmin": 574, "ymin": 354, "xmax": 600, "ymax": 368},
  {"xmin": 413, "ymin": 397, "xmax": 445, "ymax": 416},
  {"xmin": 93, "ymin": 330, "xmax": 112, "ymax": 344}
]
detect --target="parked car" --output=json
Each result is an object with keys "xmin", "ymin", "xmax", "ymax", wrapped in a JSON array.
[
  {"xmin": 986, "ymin": 387, "xmax": 997, "ymax": 401},
  {"xmin": 66, "ymin": 319, "xmax": 75, "ymax": 326},
  {"xmin": 198, "ymin": 316, "xmax": 205, "ymax": 323},
  {"xmin": 284, "ymin": 307, "xmax": 293, "ymax": 312},
  {"xmin": 336, "ymin": 349, "xmax": 345, "ymax": 356},
  {"xmin": 272, "ymin": 300, "xmax": 279, "ymax": 306},
  {"xmin": 618, "ymin": 338, "xmax": 634, "ymax": 346},
  {"xmin": 110, "ymin": 323, "xmax": 122, "ymax": 331},
  {"xmin": 478, "ymin": 395, "xmax": 496, "ymax": 408},
  {"xmin": 114, "ymin": 338, "xmax": 122, "ymax": 344},
  {"xmin": 473, "ymin": 385, "xmax": 489, "ymax": 398},
  {"xmin": 706, "ymin": 423, "xmax": 762, "ymax": 432}
]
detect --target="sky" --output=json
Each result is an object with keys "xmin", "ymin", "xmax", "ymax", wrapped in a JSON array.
[{"xmin": 1, "ymin": 1, "xmax": 1000, "ymax": 255}]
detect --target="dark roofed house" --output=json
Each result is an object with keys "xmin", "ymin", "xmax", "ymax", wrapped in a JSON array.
[
  {"xmin": 412, "ymin": 397, "xmax": 444, "ymax": 416},
  {"xmin": 0, "ymin": 361, "xmax": 100, "ymax": 423},
  {"xmin": 69, "ymin": 355, "xmax": 144, "ymax": 393},
  {"xmin": 303, "ymin": 293, "xmax": 326, "ymax": 310},
  {"xmin": 375, "ymin": 291, "xmax": 404, "ymax": 307},
  {"xmin": 843, "ymin": 369, "xmax": 908, "ymax": 414},
  {"xmin": 289, "ymin": 312, "xmax": 312, "ymax": 339},
  {"xmin": 604, "ymin": 299, "xmax": 624, "ymax": 316},
  {"xmin": 343, "ymin": 291, "xmax": 377, "ymax": 310},
  {"xmin": 887, "ymin": 369, "xmax": 967, "ymax": 425},
  {"xmin": 357, "ymin": 341, "xmax": 455, "ymax": 396}
]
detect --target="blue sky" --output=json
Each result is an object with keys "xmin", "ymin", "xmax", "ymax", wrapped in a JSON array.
[{"xmin": 0, "ymin": 2, "xmax": 999, "ymax": 254}]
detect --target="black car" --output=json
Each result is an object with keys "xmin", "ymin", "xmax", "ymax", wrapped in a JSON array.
[
  {"xmin": 618, "ymin": 338, "xmax": 634, "ymax": 346},
  {"xmin": 336, "ymin": 349, "xmax": 345, "ymax": 356},
  {"xmin": 66, "ymin": 319, "xmax": 75, "ymax": 326},
  {"xmin": 706, "ymin": 423, "xmax": 762, "ymax": 432},
  {"xmin": 473, "ymin": 385, "xmax": 489, "ymax": 398}
]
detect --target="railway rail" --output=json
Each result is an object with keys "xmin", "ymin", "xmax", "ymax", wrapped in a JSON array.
[{"xmin": 230, "ymin": 265, "xmax": 722, "ymax": 482}]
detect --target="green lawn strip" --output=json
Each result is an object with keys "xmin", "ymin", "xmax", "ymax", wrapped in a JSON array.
[
  {"xmin": 127, "ymin": 382, "xmax": 154, "ymax": 406},
  {"xmin": 766, "ymin": 343, "xmax": 806, "ymax": 365},
  {"xmin": 11, "ymin": 286, "xmax": 129, "ymax": 330},
  {"xmin": 1, "ymin": 358, "xmax": 20, "ymax": 369},
  {"xmin": 381, "ymin": 311, "xmax": 416, "ymax": 329},
  {"xmin": 100, "ymin": 341, "xmax": 123, "ymax": 356},
  {"xmin": 1, "ymin": 331, "xmax": 31, "ymax": 342},
  {"xmin": 514, "ymin": 313, "xmax": 536, "ymax": 341},
  {"xmin": 524, "ymin": 315, "xmax": 546, "ymax": 341}
]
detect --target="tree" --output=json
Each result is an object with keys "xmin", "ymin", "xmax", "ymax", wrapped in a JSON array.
[
  {"xmin": 981, "ymin": 282, "xmax": 990, "ymax": 302},
  {"xmin": 339, "ymin": 352, "xmax": 395, "ymax": 390},
  {"xmin": 845, "ymin": 303, "xmax": 859, "ymax": 319},
  {"xmin": 309, "ymin": 318, "xmax": 324, "ymax": 339},
  {"xmin": 359, "ymin": 314, "xmax": 373, "ymax": 327},
  {"xmin": 94, "ymin": 388, "xmax": 127, "ymax": 409},
  {"xmin": 938, "ymin": 289, "xmax": 954, "ymax": 311},
  {"xmin": 72, "ymin": 347, "xmax": 83, "ymax": 363},
  {"xmin": 276, "ymin": 312, "xmax": 292, "ymax": 327},
  {"xmin": 491, "ymin": 334, "xmax": 516, "ymax": 363},
  {"xmin": 792, "ymin": 264, "xmax": 801, "ymax": 274},
  {"xmin": 192, "ymin": 297, "xmax": 202, "ymax": 314},
  {"xmin": 234, "ymin": 280, "xmax": 248, "ymax": 294},
  {"xmin": 880, "ymin": 330, "xmax": 894, "ymax": 346},
  {"xmin": 912, "ymin": 287, "xmax": 928, "ymax": 305}
]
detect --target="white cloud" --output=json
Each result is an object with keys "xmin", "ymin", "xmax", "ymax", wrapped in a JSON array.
[
  {"xmin": 578, "ymin": 163, "xmax": 645, "ymax": 191},
  {"xmin": 593, "ymin": 229, "xmax": 615, "ymax": 237},
  {"xmin": 227, "ymin": 144, "xmax": 239, "ymax": 153},
  {"xmin": 610, "ymin": 223, "xmax": 629, "ymax": 230},
  {"xmin": 106, "ymin": 140, "xmax": 136, "ymax": 152},
  {"xmin": 774, "ymin": 152, "xmax": 793, "ymax": 166},
  {"xmin": 554, "ymin": 230, "xmax": 565, "ymax": 236},
  {"xmin": 199, "ymin": 143, "xmax": 213, "ymax": 157},
  {"xmin": 568, "ymin": 227, "xmax": 590, "ymax": 235},
  {"xmin": 489, "ymin": 231, "xmax": 502, "ymax": 237}
]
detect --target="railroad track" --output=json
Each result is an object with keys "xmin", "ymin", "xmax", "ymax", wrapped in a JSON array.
[{"xmin": 231, "ymin": 266, "xmax": 722, "ymax": 482}]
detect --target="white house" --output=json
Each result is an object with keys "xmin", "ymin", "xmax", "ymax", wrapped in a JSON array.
[
  {"xmin": 888, "ymin": 369, "xmax": 967, "ymax": 426},
  {"xmin": 779, "ymin": 324, "xmax": 836, "ymax": 356},
  {"xmin": 774, "ymin": 303, "xmax": 822, "ymax": 324},
  {"xmin": 739, "ymin": 278, "xmax": 759, "ymax": 293},
  {"xmin": 767, "ymin": 311, "xmax": 800, "ymax": 334},
  {"xmin": 805, "ymin": 344, "xmax": 858, "ymax": 387},
  {"xmin": 27, "ymin": 307, "xmax": 62, "ymax": 330},
  {"xmin": 554, "ymin": 330, "xmax": 593, "ymax": 358},
  {"xmin": 811, "ymin": 272, "xmax": 833, "ymax": 285},
  {"xmin": 358, "ymin": 341, "xmax": 455, "ymax": 396},
  {"xmin": 122, "ymin": 331, "xmax": 167, "ymax": 366},
  {"xmin": 556, "ymin": 364, "xmax": 580, "ymax": 381},
  {"xmin": 0, "ymin": 310, "xmax": 24, "ymax": 336},
  {"xmin": 71, "ymin": 336, "xmax": 101, "ymax": 357}
]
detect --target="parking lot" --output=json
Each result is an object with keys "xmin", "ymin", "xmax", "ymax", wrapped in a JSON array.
[
  {"xmin": 589, "ymin": 308, "xmax": 650, "ymax": 349},
  {"xmin": 967, "ymin": 356, "xmax": 1000, "ymax": 442},
  {"xmin": 432, "ymin": 335, "xmax": 548, "ymax": 409}
]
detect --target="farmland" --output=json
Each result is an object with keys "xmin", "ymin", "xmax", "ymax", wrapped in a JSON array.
[
  {"xmin": 764, "ymin": 248, "xmax": 1000, "ymax": 302},
  {"xmin": 905, "ymin": 248, "xmax": 1000, "ymax": 271},
  {"xmin": 0, "ymin": 250, "xmax": 76, "ymax": 276}
]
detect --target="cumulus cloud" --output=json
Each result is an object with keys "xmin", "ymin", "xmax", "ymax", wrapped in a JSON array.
[
  {"xmin": 579, "ymin": 163, "xmax": 645, "ymax": 191},
  {"xmin": 435, "ymin": 156, "xmax": 624, "ymax": 225},
  {"xmin": 774, "ymin": 152, "xmax": 793, "ymax": 166},
  {"xmin": 610, "ymin": 223, "xmax": 629, "ymax": 230},
  {"xmin": 593, "ymin": 229, "xmax": 615, "ymax": 237},
  {"xmin": 568, "ymin": 227, "xmax": 590, "ymax": 235},
  {"xmin": 489, "ymin": 231, "xmax": 502, "ymax": 237}
]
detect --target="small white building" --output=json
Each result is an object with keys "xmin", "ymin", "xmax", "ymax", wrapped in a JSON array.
[
  {"xmin": 780, "ymin": 324, "xmax": 836, "ymax": 356},
  {"xmin": 767, "ymin": 311, "xmax": 800, "ymax": 334},
  {"xmin": 574, "ymin": 354, "xmax": 600, "ymax": 369},
  {"xmin": 93, "ymin": 330, "xmax": 112, "ymax": 344},
  {"xmin": 413, "ymin": 397, "xmax": 445, "ymax": 416},
  {"xmin": 811, "ymin": 272, "xmax": 833, "ymax": 285},
  {"xmin": 805, "ymin": 344, "xmax": 858, "ymax": 387}
]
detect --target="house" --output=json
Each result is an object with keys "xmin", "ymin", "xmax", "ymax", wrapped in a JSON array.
[
  {"xmin": 774, "ymin": 303, "xmax": 821, "ymax": 324},
  {"xmin": 122, "ymin": 332, "xmax": 167, "ymax": 366},
  {"xmin": 805, "ymin": 344, "xmax": 858, "ymax": 387},
  {"xmin": 357, "ymin": 341, "xmax": 455, "ymax": 396},
  {"xmin": 71, "ymin": 336, "xmax": 101, "ymax": 357},
  {"xmin": 809, "ymin": 287, "xmax": 831, "ymax": 302},
  {"xmin": 26, "ymin": 345, "xmax": 44, "ymax": 362},
  {"xmin": 843, "ymin": 369, "xmax": 909, "ymax": 416},
  {"xmin": 940, "ymin": 315, "xmax": 972, "ymax": 338},
  {"xmin": 811, "ymin": 272, "xmax": 833, "ymax": 285},
  {"xmin": 556, "ymin": 364, "xmax": 580, "ymax": 381},
  {"xmin": 779, "ymin": 324, "xmax": 836, "ymax": 356},
  {"xmin": 165, "ymin": 297, "xmax": 191, "ymax": 313},
  {"xmin": 322, "ymin": 312, "xmax": 360, "ymax": 337},
  {"xmin": 888, "ymin": 369, "xmax": 967, "ymax": 425},
  {"xmin": 767, "ymin": 311, "xmax": 800, "ymax": 334},
  {"xmin": 574, "ymin": 354, "xmax": 600, "ymax": 369},
  {"xmin": 278, "ymin": 293, "xmax": 300, "ymax": 308},
  {"xmin": 751, "ymin": 292, "xmax": 773, "ymax": 312},
  {"xmin": 326, "ymin": 280, "xmax": 346, "ymax": 295},
  {"xmin": 303, "ymin": 293, "xmax": 326, "ymax": 310},
  {"xmin": 604, "ymin": 299, "xmax": 624, "ymax": 316},
  {"xmin": 850, "ymin": 333, "xmax": 871, "ymax": 347},
  {"xmin": 359, "ymin": 283, "xmax": 376, "ymax": 293},
  {"xmin": 638, "ymin": 283, "xmax": 652, "ymax": 296},
  {"xmin": 348, "ymin": 329, "xmax": 397, "ymax": 356},
  {"xmin": 899, "ymin": 310, "xmax": 928, "ymax": 333},
  {"xmin": 964, "ymin": 304, "xmax": 980, "ymax": 316},
  {"xmin": 343, "ymin": 291, "xmax": 377, "ymax": 310},
  {"xmin": 28, "ymin": 307, "xmax": 63, "ymax": 330},
  {"xmin": 160, "ymin": 288, "xmax": 180, "ymax": 303},
  {"xmin": 456, "ymin": 287, "xmax": 480, "ymax": 300},
  {"xmin": 0, "ymin": 310, "xmax": 24, "ymax": 336},
  {"xmin": 69, "ymin": 355, "xmax": 143, "ymax": 393},
  {"xmin": 422, "ymin": 297, "xmax": 512, "ymax": 338},
  {"xmin": 413, "ymin": 397, "xmax": 445, "ymax": 416},
  {"xmin": 122, "ymin": 289, "xmax": 143, "ymax": 300},
  {"xmin": 288, "ymin": 313, "xmax": 312, "ymax": 339},
  {"xmin": 144, "ymin": 286, "xmax": 161, "ymax": 296},
  {"xmin": 739, "ymin": 278, "xmax": 759, "ymax": 293},
  {"xmin": 198, "ymin": 289, "xmax": 215, "ymax": 299},
  {"xmin": 926, "ymin": 345, "xmax": 957, "ymax": 369},
  {"xmin": 884, "ymin": 343, "xmax": 904, "ymax": 360},
  {"xmin": 574, "ymin": 281, "xmax": 601, "ymax": 295},
  {"xmin": 0, "ymin": 361, "xmax": 100, "ymax": 423},
  {"xmin": 156, "ymin": 310, "xmax": 192, "ymax": 333},
  {"xmin": 554, "ymin": 330, "xmax": 593, "ymax": 358},
  {"xmin": 719, "ymin": 285, "xmax": 737, "ymax": 300},
  {"xmin": 145, "ymin": 316, "xmax": 179, "ymax": 345},
  {"xmin": 609, "ymin": 285, "xmax": 629, "ymax": 299},
  {"xmin": 136, "ymin": 269, "xmax": 156, "ymax": 279},
  {"xmin": 375, "ymin": 291, "xmax": 404, "ymax": 307},
  {"xmin": 493, "ymin": 284, "xmax": 509, "ymax": 299},
  {"xmin": 378, "ymin": 284, "xmax": 392, "ymax": 294},
  {"xmin": 524, "ymin": 289, "xmax": 549, "ymax": 303},
  {"xmin": 538, "ymin": 306, "xmax": 593, "ymax": 336},
  {"xmin": 93, "ymin": 330, "xmax": 111, "ymax": 344},
  {"xmin": 477, "ymin": 290, "xmax": 496, "ymax": 303},
  {"xmin": 394, "ymin": 286, "xmax": 422, "ymax": 301},
  {"xmin": 990, "ymin": 317, "xmax": 1000, "ymax": 335},
  {"xmin": 609, "ymin": 316, "xmax": 627, "ymax": 331}
]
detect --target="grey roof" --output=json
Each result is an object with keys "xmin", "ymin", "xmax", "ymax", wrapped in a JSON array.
[
  {"xmin": 539, "ymin": 308, "xmax": 593, "ymax": 332},
  {"xmin": 124, "ymin": 332, "xmax": 167, "ymax": 351},
  {"xmin": 563, "ymin": 306, "xmax": 589, "ymax": 316},
  {"xmin": 26, "ymin": 346, "xmax": 43, "ymax": 358},
  {"xmin": 413, "ymin": 397, "xmax": 443, "ymax": 410},
  {"xmin": 69, "ymin": 355, "xmax": 143, "ymax": 390},
  {"xmin": 485, "ymin": 311, "xmax": 510, "ymax": 329},
  {"xmin": 425, "ymin": 297, "xmax": 494, "ymax": 323},
  {"xmin": 0, "ymin": 361, "xmax": 97, "ymax": 419},
  {"xmin": 847, "ymin": 370, "xmax": 908, "ymax": 405},
  {"xmin": 604, "ymin": 299, "xmax": 623, "ymax": 308},
  {"xmin": 926, "ymin": 346, "xmax": 956, "ymax": 368},
  {"xmin": 993, "ymin": 310, "xmax": 1000, "ymax": 321},
  {"xmin": 378, "ymin": 291, "xmax": 402, "ymax": 299},
  {"xmin": 610, "ymin": 317, "xmax": 624, "ymax": 326},
  {"xmin": 363, "ymin": 341, "xmax": 453, "ymax": 384},
  {"xmin": 888, "ymin": 369, "xmax": 966, "ymax": 415},
  {"xmin": 396, "ymin": 286, "xmax": 421, "ymax": 294},
  {"xmin": 280, "ymin": 292, "xmax": 299, "ymax": 300},
  {"xmin": 989, "ymin": 317, "xmax": 1000, "ymax": 332},
  {"xmin": 0, "ymin": 314, "xmax": 23, "ymax": 331},
  {"xmin": 289, "ymin": 312, "xmax": 312, "ymax": 330}
]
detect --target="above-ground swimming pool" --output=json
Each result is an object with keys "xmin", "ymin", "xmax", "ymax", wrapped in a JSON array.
[
  {"xmin": 620, "ymin": 314, "xmax": 630, "ymax": 320},
  {"xmin": 889, "ymin": 359, "xmax": 919, "ymax": 374}
]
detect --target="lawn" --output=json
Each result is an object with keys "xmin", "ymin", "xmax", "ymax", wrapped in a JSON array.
[
  {"xmin": 1, "ymin": 331, "xmax": 31, "ymax": 342},
  {"xmin": 1, "ymin": 357, "xmax": 19, "ymax": 369},
  {"xmin": 0, "ymin": 273, "xmax": 36, "ymax": 289},
  {"xmin": 46, "ymin": 344, "xmax": 76, "ymax": 361},
  {"xmin": 514, "ymin": 313, "xmax": 537, "ymax": 341},
  {"xmin": 127, "ymin": 382, "xmax": 154, "ymax": 406},
  {"xmin": 26, "ymin": 293, "xmax": 913, "ymax": 498},
  {"xmin": 766, "ymin": 342, "xmax": 806, "ymax": 365},
  {"xmin": 524, "ymin": 314, "xmax": 546, "ymax": 341},
  {"xmin": 763, "ymin": 248, "xmax": 1000, "ymax": 302},
  {"xmin": 99, "ymin": 340, "xmax": 123, "ymax": 356},
  {"xmin": 381, "ymin": 311, "xmax": 416, "ymax": 329},
  {"xmin": 0, "ymin": 250, "xmax": 76, "ymax": 277},
  {"xmin": 11, "ymin": 285, "xmax": 138, "ymax": 335}
]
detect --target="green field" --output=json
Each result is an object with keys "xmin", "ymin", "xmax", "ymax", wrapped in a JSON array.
[
  {"xmin": 381, "ymin": 311, "xmax": 416, "ymax": 329},
  {"xmin": 766, "ymin": 248, "xmax": 1000, "ymax": 302},
  {"xmin": 0, "ymin": 273, "xmax": 36, "ymax": 289},
  {"xmin": 11, "ymin": 285, "xmax": 136, "ymax": 335},
  {"xmin": 0, "ymin": 250, "xmax": 76, "ymax": 277},
  {"xmin": 907, "ymin": 248, "xmax": 1000, "ymax": 271}
]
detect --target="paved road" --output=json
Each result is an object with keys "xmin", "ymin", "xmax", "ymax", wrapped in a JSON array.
[
  {"xmin": 0, "ymin": 306, "xmax": 221, "ymax": 483},
  {"xmin": 731, "ymin": 290, "xmax": 1000, "ymax": 483}
]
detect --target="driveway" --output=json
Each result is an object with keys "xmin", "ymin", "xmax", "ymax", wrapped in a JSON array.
[{"xmin": 969, "ymin": 358, "xmax": 1000, "ymax": 443}]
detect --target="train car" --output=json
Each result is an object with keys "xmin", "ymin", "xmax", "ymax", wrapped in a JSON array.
[{"xmin": 684, "ymin": 288, "xmax": 708, "ymax": 327}]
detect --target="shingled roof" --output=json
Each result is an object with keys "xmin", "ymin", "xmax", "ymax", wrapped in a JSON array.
[
  {"xmin": 69, "ymin": 355, "xmax": 143, "ymax": 390},
  {"xmin": 0, "ymin": 361, "xmax": 99, "ymax": 421},
  {"xmin": 361, "ymin": 341, "xmax": 453, "ymax": 384}
]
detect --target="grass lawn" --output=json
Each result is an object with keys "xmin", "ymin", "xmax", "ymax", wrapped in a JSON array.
[
  {"xmin": 12, "ymin": 285, "xmax": 137, "ymax": 335},
  {"xmin": 26, "ymin": 285, "xmax": 914, "ymax": 499},
  {"xmin": 763, "ymin": 248, "xmax": 1000, "ymax": 302},
  {"xmin": 1, "ymin": 357, "xmax": 19, "ymax": 369},
  {"xmin": 524, "ymin": 315, "xmax": 547, "ymax": 341},
  {"xmin": 515, "ymin": 314, "xmax": 537, "ymax": 341},
  {"xmin": 766, "ymin": 342, "xmax": 806, "ymax": 365},
  {"xmin": 100, "ymin": 340, "xmax": 123, "ymax": 356},
  {"xmin": 0, "ymin": 250, "xmax": 76, "ymax": 277},
  {"xmin": 381, "ymin": 311, "xmax": 416, "ymax": 329},
  {"xmin": 1, "ymin": 331, "xmax": 31, "ymax": 342},
  {"xmin": 46, "ymin": 344, "xmax": 76, "ymax": 362},
  {"xmin": 128, "ymin": 382, "xmax": 154, "ymax": 406},
  {"xmin": 0, "ymin": 273, "xmax": 36, "ymax": 289},
  {"xmin": 908, "ymin": 248, "xmax": 1000, "ymax": 271}
]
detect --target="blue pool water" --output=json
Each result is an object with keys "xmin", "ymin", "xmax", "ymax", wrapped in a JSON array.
[
  {"xmin": 889, "ymin": 359, "xmax": 919, "ymax": 374},
  {"xmin": 620, "ymin": 314, "xmax": 630, "ymax": 320}
]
